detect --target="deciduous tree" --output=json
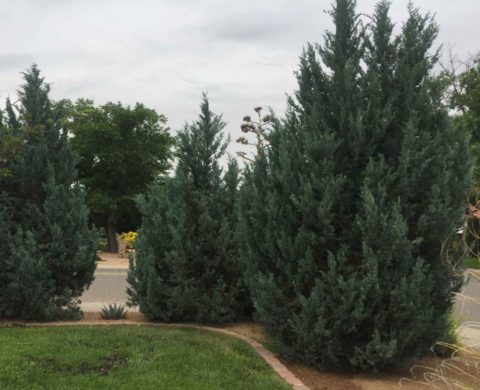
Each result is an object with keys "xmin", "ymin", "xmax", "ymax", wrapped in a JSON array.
[{"xmin": 70, "ymin": 100, "xmax": 173, "ymax": 252}]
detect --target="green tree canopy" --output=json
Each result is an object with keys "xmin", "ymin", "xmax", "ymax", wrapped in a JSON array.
[
  {"xmin": 0, "ymin": 109, "xmax": 22, "ymax": 177},
  {"xmin": 70, "ymin": 100, "xmax": 174, "ymax": 252},
  {"xmin": 238, "ymin": 0, "xmax": 470, "ymax": 370},
  {"xmin": 447, "ymin": 54, "xmax": 480, "ymax": 181}
]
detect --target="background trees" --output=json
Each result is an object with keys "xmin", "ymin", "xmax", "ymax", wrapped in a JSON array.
[
  {"xmin": 238, "ymin": 0, "xmax": 470, "ymax": 370},
  {"xmin": 446, "ymin": 54, "xmax": 480, "ymax": 181},
  {"xmin": 0, "ymin": 109, "xmax": 21, "ymax": 178},
  {"xmin": 128, "ymin": 95, "xmax": 248, "ymax": 323},
  {"xmin": 0, "ymin": 65, "xmax": 97, "ymax": 320},
  {"xmin": 69, "ymin": 100, "xmax": 174, "ymax": 252},
  {"xmin": 442, "ymin": 53, "xmax": 480, "ymax": 259}
]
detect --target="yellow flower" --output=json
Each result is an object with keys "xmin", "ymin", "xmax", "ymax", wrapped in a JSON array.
[{"xmin": 120, "ymin": 231, "xmax": 138, "ymax": 250}]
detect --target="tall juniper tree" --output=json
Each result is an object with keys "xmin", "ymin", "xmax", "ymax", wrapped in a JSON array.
[
  {"xmin": 128, "ymin": 95, "xmax": 247, "ymax": 322},
  {"xmin": 0, "ymin": 65, "xmax": 97, "ymax": 320},
  {"xmin": 238, "ymin": 0, "xmax": 470, "ymax": 370}
]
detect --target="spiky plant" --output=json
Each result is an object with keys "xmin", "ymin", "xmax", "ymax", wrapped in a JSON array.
[{"xmin": 100, "ymin": 303, "xmax": 128, "ymax": 320}]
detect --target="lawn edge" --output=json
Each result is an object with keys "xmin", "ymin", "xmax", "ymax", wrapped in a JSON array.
[{"xmin": 5, "ymin": 321, "xmax": 310, "ymax": 390}]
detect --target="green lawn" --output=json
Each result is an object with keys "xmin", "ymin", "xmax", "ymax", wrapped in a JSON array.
[
  {"xmin": 0, "ymin": 326, "xmax": 289, "ymax": 390},
  {"xmin": 463, "ymin": 256, "xmax": 480, "ymax": 269}
]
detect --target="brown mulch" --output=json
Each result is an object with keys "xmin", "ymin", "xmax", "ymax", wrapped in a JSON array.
[
  {"xmin": 82, "ymin": 311, "xmax": 146, "ymax": 322},
  {"xmin": 281, "ymin": 351, "xmax": 480, "ymax": 390}
]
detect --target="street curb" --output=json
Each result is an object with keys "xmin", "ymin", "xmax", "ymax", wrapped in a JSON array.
[
  {"xmin": 94, "ymin": 268, "xmax": 128, "ymax": 272},
  {"xmin": 21, "ymin": 321, "xmax": 310, "ymax": 390}
]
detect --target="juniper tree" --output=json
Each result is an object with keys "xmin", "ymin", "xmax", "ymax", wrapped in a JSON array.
[
  {"xmin": 0, "ymin": 65, "xmax": 97, "ymax": 320},
  {"xmin": 238, "ymin": 0, "xmax": 470, "ymax": 370},
  {"xmin": 128, "ymin": 95, "xmax": 247, "ymax": 322}
]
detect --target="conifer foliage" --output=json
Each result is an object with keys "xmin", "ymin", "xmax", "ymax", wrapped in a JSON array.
[
  {"xmin": 128, "ymin": 95, "xmax": 246, "ymax": 322},
  {"xmin": 238, "ymin": 1, "xmax": 471, "ymax": 369},
  {"xmin": 0, "ymin": 65, "xmax": 97, "ymax": 320}
]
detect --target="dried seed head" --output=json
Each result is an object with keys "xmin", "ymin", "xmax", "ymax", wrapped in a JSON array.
[
  {"xmin": 240, "ymin": 123, "xmax": 250, "ymax": 132},
  {"xmin": 243, "ymin": 115, "xmax": 251, "ymax": 122},
  {"xmin": 262, "ymin": 115, "xmax": 272, "ymax": 122},
  {"xmin": 236, "ymin": 136, "xmax": 249, "ymax": 145},
  {"xmin": 254, "ymin": 106, "xmax": 262, "ymax": 113}
]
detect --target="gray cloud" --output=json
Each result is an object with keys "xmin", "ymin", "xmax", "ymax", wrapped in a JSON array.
[
  {"xmin": 199, "ymin": 12, "xmax": 295, "ymax": 43},
  {"xmin": 0, "ymin": 53, "xmax": 34, "ymax": 70},
  {"xmin": 0, "ymin": 0, "xmax": 479, "ymax": 160}
]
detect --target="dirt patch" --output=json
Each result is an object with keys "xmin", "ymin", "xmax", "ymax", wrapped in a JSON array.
[
  {"xmin": 221, "ymin": 322, "xmax": 269, "ymax": 345},
  {"xmin": 27, "ymin": 354, "xmax": 129, "ymax": 376},
  {"xmin": 275, "ymin": 352, "xmax": 480, "ymax": 389},
  {"xmin": 64, "ymin": 354, "xmax": 130, "ymax": 376},
  {"xmin": 286, "ymin": 363, "xmax": 363, "ymax": 390},
  {"xmin": 96, "ymin": 251, "xmax": 129, "ymax": 269},
  {"xmin": 82, "ymin": 311, "xmax": 147, "ymax": 322},
  {"xmin": 84, "ymin": 354, "xmax": 129, "ymax": 376}
]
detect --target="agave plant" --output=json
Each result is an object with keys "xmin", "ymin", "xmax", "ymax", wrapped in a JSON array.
[{"xmin": 101, "ymin": 303, "xmax": 128, "ymax": 320}]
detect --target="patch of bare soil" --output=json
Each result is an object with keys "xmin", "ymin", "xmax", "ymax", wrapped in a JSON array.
[
  {"xmin": 96, "ymin": 251, "xmax": 129, "ymax": 269},
  {"xmin": 283, "ymin": 352, "xmax": 480, "ymax": 389},
  {"xmin": 82, "ymin": 311, "xmax": 147, "ymax": 322},
  {"xmin": 221, "ymin": 322, "xmax": 269, "ymax": 344},
  {"xmin": 83, "ymin": 354, "xmax": 129, "ymax": 375}
]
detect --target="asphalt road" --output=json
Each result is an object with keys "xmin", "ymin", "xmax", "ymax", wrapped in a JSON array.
[
  {"xmin": 80, "ymin": 265, "xmax": 480, "ymax": 345},
  {"xmin": 81, "ymin": 268, "xmax": 480, "ymax": 326},
  {"xmin": 81, "ymin": 269, "xmax": 130, "ymax": 311},
  {"xmin": 455, "ymin": 273, "xmax": 480, "ymax": 324}
]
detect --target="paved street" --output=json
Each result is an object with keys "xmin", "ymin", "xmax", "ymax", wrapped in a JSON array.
[
  {"xmin": 455, "ymin": 271, "xmax": 480, "ymax": 347},
  {"xmin": 80, "ymin": 264, "xmax": 480, "ymax": 347},
  {"xmin": 455, "ymin": 272, "xmax": 480, "ymax": 323},
  {"xmin": 81, "ymin": 268, "xmax": 130, "ymax": 311}
]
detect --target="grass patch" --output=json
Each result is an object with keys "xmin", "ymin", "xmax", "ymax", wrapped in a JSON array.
[
  {"xmin": 463, "ymin": 256, "xmax": 480, "ymax": 269},
  {"xmin": 0, "ymin": 326, "xmax": 289, "ymax": 390}
]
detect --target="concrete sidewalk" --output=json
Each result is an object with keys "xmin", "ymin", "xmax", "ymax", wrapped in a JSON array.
[
  {"xmin": 455, "ymin": 270, "xmax": 480, "ymax": 349},
  {"xmin": 458, "ymin": 324, "xmax": 480, "ymax": 348}
]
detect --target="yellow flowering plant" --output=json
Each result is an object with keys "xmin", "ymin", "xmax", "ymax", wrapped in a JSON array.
[{"xmin": 119, "ymin": 231, "xmax": 138, "ymax": 250}]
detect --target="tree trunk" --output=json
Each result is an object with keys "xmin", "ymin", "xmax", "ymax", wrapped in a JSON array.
[{"xmin": 105, "ymin": 210, "xmax": 118, "ymax": 253}]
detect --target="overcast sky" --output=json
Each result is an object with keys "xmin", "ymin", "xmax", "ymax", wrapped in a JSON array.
[{"xmin": 0, "ymin": 0, "xmax": 479, "ymax": 159}]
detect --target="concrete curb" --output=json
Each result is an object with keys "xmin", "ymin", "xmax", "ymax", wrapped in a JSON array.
[
  {"xmin": 20, "ymin": 321, "xmax": 310, "ymax": 390},
  {"xmin": 94, "ymin": 268, "xmax": 128, "ymax": 273},
  {"xmin": 79, "ymin": 302, "xmax": 138, "ymax": 311}
]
